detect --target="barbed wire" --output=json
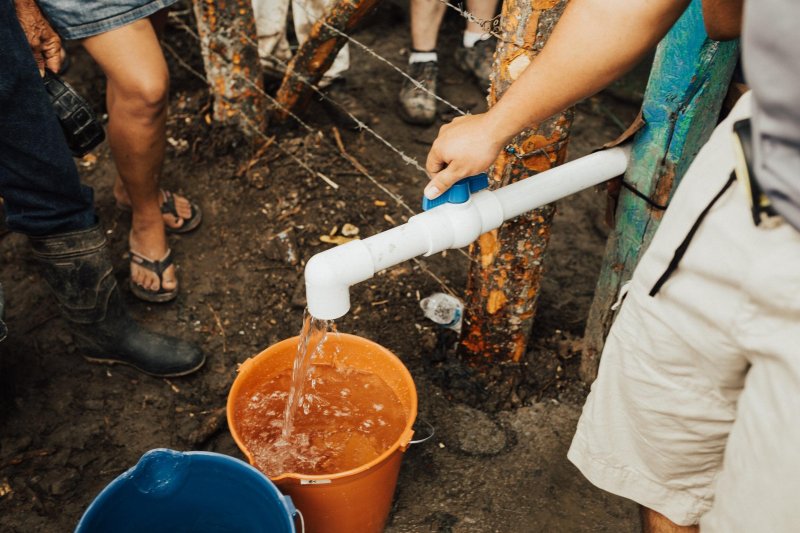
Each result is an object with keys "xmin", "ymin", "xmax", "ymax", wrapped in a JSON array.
[
  {"xmin": 171, "ymin": 14, "xmax": 487, "ymax": 268},
  {"xmin": 162, "ymin": 40, "xmax": 338, "ymax": 189},
  {"xmin": 246, "ymin": 40, "xmax": 431, "ymax": 175},
  {"xmin": 164, "ymin": 24, "xmax": 464, "ymax": 294},
  {"xmin": 253, "ymin": 21, "xmax": 466, "ymax": 118},
  {"xmin": 437, "ymin": 0, "xmax": 501, "ymax": 36},
  {"xmin": 169, "ymin": 17, "xmax": 422, "ymax": 215},
  {"xmin": 433, "ymin": 0, "xmax": 534, "ymax": 52},
  {"xmin": 168, "ymin": 8, "xmax": 573, "ymax": 276},
  {"xmin": 241, "ymin": 38, "xmax": 484, "ymax": 269},
  {"xmin": 171, "ymin": 16, "xmax": 431, "ymax": 178}
]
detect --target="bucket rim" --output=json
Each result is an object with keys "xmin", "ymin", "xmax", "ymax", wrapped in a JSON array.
[
  {"xmin": 75, "ymin": 449, "xmax": 297, "ymax": 532},
  {"xmin": 227, "ymin": 333, "xmax": 418, "ymax": 482}
]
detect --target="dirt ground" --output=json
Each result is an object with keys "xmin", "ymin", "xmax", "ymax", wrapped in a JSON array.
[{"xmin": 1, "ymin": 2, "xmax": 646, "ymax": 531}]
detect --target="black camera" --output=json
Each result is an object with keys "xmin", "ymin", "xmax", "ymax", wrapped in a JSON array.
[{"xmin": 43, "ymin": 69, "xmax": 105, "ymax": 157}]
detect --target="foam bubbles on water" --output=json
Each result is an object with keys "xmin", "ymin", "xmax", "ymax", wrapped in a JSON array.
[
  {"xmin": 233, "ymin": 311, "xmax": 407, "ymax": 477},
  {"xmin": 235, "ymin": 363, "xmax": 407, "ymax": 477}
]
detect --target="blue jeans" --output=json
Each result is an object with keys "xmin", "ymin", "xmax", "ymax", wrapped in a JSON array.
[
  {"xmin": 0, "ymin": 0, "xmax": 95, "ymax": 236},
  {"xmin": 37, "ymin": 0, "xmax": 178, "ymax": 40}
]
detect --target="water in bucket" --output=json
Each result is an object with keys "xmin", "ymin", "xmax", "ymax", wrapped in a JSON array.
[
  {"xmin": 232, "ymin": 312, "xmax": 407, "ymax": 477},
  {"xmin": 228, "ymin": 332, "xmax": 418, "ymax": 533}
]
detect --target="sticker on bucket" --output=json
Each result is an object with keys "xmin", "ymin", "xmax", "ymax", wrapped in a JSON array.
[{"xmin": 300, "ymin": 479, "xmax": 332, "ymax": 485}]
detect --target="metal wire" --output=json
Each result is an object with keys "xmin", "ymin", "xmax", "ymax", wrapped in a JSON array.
[
  {"xmin": 162, "ymin": 40, "xmax": 338, "ymax": 190},
  {"xmin": 253, "ymin": 17, "xmax": 467, "ymax": 118},
  {"xmin": 163, "ymin": 25, "xmax": 466, "ymax": 294},
  {"xmin": 171, "ymin": 18, "xmax": 424, "ymax": 212}
]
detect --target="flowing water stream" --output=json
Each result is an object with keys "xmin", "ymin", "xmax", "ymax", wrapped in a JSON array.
[
  {"xmin": 281, "ymin": 311, "xmax": 333, "ymax": 440},
  {"xmin": 234, "ymin": 311, "xmax": 407, "ymax": 477}
]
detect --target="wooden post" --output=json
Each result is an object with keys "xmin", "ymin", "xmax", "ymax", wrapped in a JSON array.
[
  {"xmin": 580, "ymin": 0, "xmax": 738, "ymax": 382},
  {"xmin": 272, "ymin": 0, "xmax": 379, "ymax": 123},
  {"xmin": 458, "ymin": 0, "xmax": 573, "ymax": 368},
  {"xmin": 193, "ymin": 0, "xmax": 266, "ymax": 131}
]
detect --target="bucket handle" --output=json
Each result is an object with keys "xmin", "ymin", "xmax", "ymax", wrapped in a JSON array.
[
  {"xmin": 294, "ymin": 509, "xmax": 305, "ymax": 533},
  {"xmin": 409, "ymin": 418, "xmax": 435, "ymax": 446}
]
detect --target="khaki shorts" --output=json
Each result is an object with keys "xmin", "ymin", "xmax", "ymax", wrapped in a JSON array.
[{"xmin": 568, "ymin": 91, "xmax": 800, "ymax": 531}]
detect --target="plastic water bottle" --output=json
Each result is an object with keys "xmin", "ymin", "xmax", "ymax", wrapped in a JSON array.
[{"xmin": 420, "ymin": 293, "xmax": 463, "ymax": 332}]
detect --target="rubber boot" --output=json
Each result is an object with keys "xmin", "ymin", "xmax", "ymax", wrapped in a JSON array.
[{"xmin": 28, "ymin": 225, "xmax": 205, "ymax": 377}]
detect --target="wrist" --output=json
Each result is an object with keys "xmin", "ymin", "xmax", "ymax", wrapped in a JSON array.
[{"xmin": 485, "ymin": 103, "xmax": 524, "ymax": 149}]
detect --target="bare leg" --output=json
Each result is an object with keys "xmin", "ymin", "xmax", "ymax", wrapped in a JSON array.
[
  {"xmin": 641, "ymin": 508, "xmax": 699, "ymax": 533},
  {"xmin": 410, "ymin": 0, "xmax": 447, "ymax": 51},
  {"xmin": 464, "ymin": 0, "xmax": 500, "ymax": 35},
  {"xmin": 82, "ymin": 19, "xmax": 177, "ymax": 293},
  {"xmin": 109, "ymin": 11, "xmax": 192, "ymax": 229}
]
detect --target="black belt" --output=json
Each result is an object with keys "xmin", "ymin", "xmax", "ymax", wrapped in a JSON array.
[{"xmin": 649, "ymin": 118, "xmax": 776, "ymax": 297}]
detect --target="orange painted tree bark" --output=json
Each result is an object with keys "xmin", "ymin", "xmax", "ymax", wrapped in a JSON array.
[
  {"xmin": 193, "ymin": 0, "xmax": 266, "ymax": 132},
  {"xmin": 272, "ymin": 0, "xmax": 379, "ymax": 123},
  {"xmin": 458, "ymin": 0, "xmax": 573, "ymax": 369}
]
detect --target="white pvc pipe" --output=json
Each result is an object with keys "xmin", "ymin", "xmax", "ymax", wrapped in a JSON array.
[
  {"xmin": 305, "ymin": 146, "xmax": 631, "ymax": 320},
  {"xmin": 493, "ymin": 146, "xmax": 631, "ymax": 220}
]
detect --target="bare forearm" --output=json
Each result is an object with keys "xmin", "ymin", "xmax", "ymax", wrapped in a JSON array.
[
  {"xmin": 486, "ymin": 0, "xmax": 691, "ymax": 144},
  {"xmin": 424, "ymin": 0, "xmax": 691, "ymax": 198}
]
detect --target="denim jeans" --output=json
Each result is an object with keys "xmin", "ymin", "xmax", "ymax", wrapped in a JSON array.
[
  {"xmin": 37, "ymin": 0, "xmax": 178, "ymax": 40},
  {"xmin": 0, "ymin": 0, "xmax": 95, "ymax": 237}
]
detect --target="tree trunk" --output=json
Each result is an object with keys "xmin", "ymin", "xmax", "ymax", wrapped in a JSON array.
[
  {"xmin": 272, "ymin": 0, "xmax": 380, "ymax": 123},
  {"xmin": 580, "ymin": 0, "xmax": 738, "ymax": 382},
  {"xmin": 193, "ymin": 0, "xmax": 266, "ymax": 132},
  {"xmin": 458, "ymin": 0, "xmax": 574, "ymax": 369}
]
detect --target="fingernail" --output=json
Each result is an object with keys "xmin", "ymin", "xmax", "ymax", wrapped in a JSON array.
[{"xmin": 424, "ymin": 184, "xmax": 440, "ymax": 199}]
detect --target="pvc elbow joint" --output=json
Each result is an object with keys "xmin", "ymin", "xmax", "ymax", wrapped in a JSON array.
[{"xmin": 304, "ymin": 240, "xmax": 374, "ymax": 320}]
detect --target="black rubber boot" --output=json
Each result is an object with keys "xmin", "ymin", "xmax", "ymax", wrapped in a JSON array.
[{"xmin": 29, "ymin": 225, "xmax": 205, "ymax": 377}]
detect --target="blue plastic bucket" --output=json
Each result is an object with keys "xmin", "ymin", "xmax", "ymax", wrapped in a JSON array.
[{"xmin": 75, "ymin": 449, "xmax": 298, "ymax": 533}]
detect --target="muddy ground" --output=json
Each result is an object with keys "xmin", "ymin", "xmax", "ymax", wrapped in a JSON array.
[{"xmin": 0, "ymin": 2, "xmax": 645, "ymax": 531}]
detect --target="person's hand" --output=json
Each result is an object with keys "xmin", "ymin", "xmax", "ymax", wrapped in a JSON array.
[
  {"xmin": 13, "ymin": 0, "xmax": 62, "ymax": 75},
  {"xmin": 424, "ymin": 113, "xmax": 510, "ymax": 200}
]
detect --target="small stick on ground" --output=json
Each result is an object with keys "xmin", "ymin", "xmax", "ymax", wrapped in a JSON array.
[
  {"xmin": 237, "ymin": 136, "xmax": 276, "ymax": 177},
  {"xmin": 164, "ymin": 379, "xmax": 180, "ymax": 394},
  {"xmin": 4, "ymin": 449, "xmax": 52, "ymax": 468},
  {"xmin": 206, "ymin": 303, "xmax": 227, "ymax": 354},
  {"xmin": 316, "ymin": 171, "xmax": 339, "ymax": 189},
  {"xmin": 331, "ymin": 126, "xmax": 372, "ymax": 176}
]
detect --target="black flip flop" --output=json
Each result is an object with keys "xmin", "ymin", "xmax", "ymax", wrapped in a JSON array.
[
  {"xmin": 117, "ymin": 189, "xmax": 202, "ymax": 234},
  {"xmin": 129, "ymin": 248, "xmax": 178, "ymax": 303},
  {"xmin": 160, "ymin": 190, "xmax": 202, "ymax": 234}
]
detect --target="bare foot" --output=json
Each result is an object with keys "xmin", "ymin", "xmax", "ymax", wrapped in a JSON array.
[
  {"xmin": 114, "ymin": 179, "xmax": 193, "ymax": 231},
  {"xmin": 129, "ymin": 222, "xmax": 177, "ymax": 294}
]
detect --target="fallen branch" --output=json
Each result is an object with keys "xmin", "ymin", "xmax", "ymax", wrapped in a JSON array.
[{"xmin": 273, "ymin": 0, "xmax": 381, "ymax": 122}]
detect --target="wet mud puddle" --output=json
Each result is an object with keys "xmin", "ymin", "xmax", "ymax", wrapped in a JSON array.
[{"xmin": 234, "ymin": 312, "xmax": 406, "ymax": 477}]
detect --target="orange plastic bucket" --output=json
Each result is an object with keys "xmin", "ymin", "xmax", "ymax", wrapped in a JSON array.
[{"xmin": 227, "ymin": 333, "xmax": 417, "ymax": 533}]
